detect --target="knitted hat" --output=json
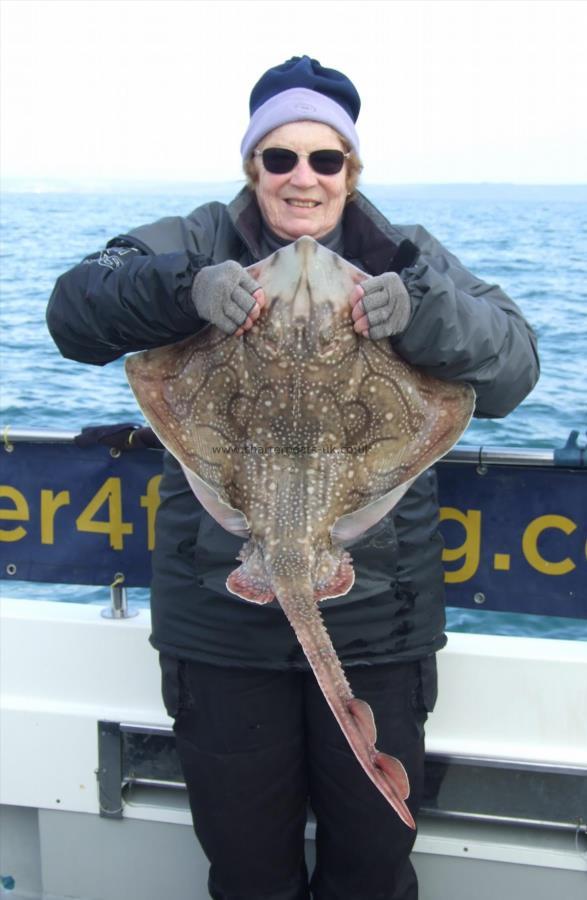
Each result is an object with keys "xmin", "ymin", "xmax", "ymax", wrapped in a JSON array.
[{"xmin": 240, "ymin": 56, "xmax": 361, "ymax": 159}]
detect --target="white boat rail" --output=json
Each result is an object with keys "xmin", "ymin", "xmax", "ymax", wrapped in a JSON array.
[{"xmin": 2, "ymin": 425, "xmax": 576, "ymax": 467}]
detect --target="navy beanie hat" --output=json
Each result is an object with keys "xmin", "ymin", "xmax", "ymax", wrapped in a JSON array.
[
  {"xmin": 241, "ymin": 56, "xmax": 361, "ymax": 158},
  {"xmin": 250, "ymin": 56, "xmax": 361, "ymax": 121}
]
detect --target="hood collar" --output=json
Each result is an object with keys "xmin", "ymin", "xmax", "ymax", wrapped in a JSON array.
[{"xmin": 226, "ymin": 187, "xmax": 416, "ymax": 274}]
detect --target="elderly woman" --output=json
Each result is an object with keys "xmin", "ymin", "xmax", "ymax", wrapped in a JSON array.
[{"xmin": 47, "ymin": 56, "xmax": 539, "ymax": 900}]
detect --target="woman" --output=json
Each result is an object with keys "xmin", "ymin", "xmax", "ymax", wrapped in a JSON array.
[{"xmin": 47, "ymin": 56, "xmax": 539, "ymax": 900}]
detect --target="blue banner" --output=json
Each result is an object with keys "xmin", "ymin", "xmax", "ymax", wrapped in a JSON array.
[
  {"xmin": 0, "ymin": 441, "xmax": 585, "ymax": 618},
  {"xmin": 438, "ymin": 462, "xmax": 585, "ymax": 618},
  {"xmin": 0, "ymin": 442, "xmax": 160, "ymax": 589}
]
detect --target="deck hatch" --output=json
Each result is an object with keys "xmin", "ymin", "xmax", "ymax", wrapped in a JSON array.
[
  {"xmin": 421, "ymin": 754, "xmax": 587, "ymax": 832},
  {"xmin": 97, "ymin": 722, "xmax": 586, "ymax": 831}
]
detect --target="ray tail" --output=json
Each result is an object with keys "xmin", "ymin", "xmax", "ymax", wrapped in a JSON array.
[{"xmin": 272, "ymin": 570, "xmax": 416, "ymax": 830}]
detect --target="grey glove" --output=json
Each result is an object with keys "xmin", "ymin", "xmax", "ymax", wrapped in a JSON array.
[
  {"xmin": 192, "ymin": 260, "xmax": 260, "ymax": 334},
  {"xmin": 360, "ymin": 272, "xmax": 412, "ymax": 339}
]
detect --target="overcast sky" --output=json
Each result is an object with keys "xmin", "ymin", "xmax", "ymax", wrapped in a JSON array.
[{"xmin": 1, "ymin": 0, "xmax": 586, "ymax": 186}]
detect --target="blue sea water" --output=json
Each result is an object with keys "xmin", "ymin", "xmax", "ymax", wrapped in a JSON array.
[{"xmin": 1, "ymin": 182, "xmax": 586, "ymax": 639}]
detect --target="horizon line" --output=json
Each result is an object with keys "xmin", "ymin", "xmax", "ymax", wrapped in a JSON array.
[
  {"xmin": 2, "ymin": 177, "xmax": 586, "ymax": 183},
  {"xmin": 1, "ymin": 177, "xmax": 586, "ymax": 192}
]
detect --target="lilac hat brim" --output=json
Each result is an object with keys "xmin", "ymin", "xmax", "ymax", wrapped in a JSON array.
[{"xmin": 240, "ymin": 88, "xmax": 360, "ymax": 159}]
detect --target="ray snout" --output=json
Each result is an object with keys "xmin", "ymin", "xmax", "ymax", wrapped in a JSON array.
[
  {"xmin": 293, "ymin": 235, "xmax": 320, "ymax": 261},
  {"xmin": 251, "ymin": 238, "xmax": 360, "ymax": 351}
]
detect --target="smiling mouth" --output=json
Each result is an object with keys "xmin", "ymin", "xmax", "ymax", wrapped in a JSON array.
[{"xmin": 286, "ymin": 199, "xmax": 321, "ymax": 208}]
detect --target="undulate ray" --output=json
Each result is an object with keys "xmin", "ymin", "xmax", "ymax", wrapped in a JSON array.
[{"xmin": 125, "ymin": 237, "xmax": 475, "ymax": 829}]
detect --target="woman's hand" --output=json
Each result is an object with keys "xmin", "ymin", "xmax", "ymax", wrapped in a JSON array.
[
  {"xmin": 192, "ymin": 260, "xmax": 265, "ymax": 336},
  {"xmin": 350, "ymin": 273, "xmax": 411, "ymax": 339}
]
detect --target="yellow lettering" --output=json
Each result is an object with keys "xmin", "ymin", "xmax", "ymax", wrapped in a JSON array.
[
  {"xmin": 76, "ymin": 478, "xmax": 133, "ymax": 550},
  {"xmin": 140, "ymin": 475, "xmax": 161, "ymax": 551},
  {"xmin": 0, "ymin": 485, "xmax": 29, "ymax": 542},
  {"xmin": 40, "ymin": 489, "xmax": 71, "ymax": 544},
  {"xmin": 440, "ymin": 507, "xmax": 481, "ymax": 583},
  {"xmin": 522, "ymin": 515, "xmax": 577, "ymax": 575},
  {"xmin": 493, "ymin": 553, "xmax": 511, "ymax": 571}
]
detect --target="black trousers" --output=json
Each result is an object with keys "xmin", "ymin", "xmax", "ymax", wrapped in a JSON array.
[{"xmin": 160, "ymin": 657, "xmax": 433, "ymax": 900}]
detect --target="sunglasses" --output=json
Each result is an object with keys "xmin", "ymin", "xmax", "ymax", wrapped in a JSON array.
[{"xmin": 254, "ymin": 147, "xmax": 350, "ymax": 176}]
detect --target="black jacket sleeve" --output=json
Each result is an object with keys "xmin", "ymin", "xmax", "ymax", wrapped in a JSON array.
[
  {"xmin": 393, "ymin": 225, "xmax": 540, "ymax": 418},
  {"xmin": 46, "ymin": 241, "xmax": 210, "ymax": 365}
]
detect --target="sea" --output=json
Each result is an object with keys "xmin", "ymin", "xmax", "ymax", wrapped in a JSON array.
[{"xmin": 1, "ymin": 180, "xmax": 586, "ymax": 640}]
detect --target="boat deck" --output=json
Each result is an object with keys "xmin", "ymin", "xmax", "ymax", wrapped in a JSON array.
[{"xmin": 1, "ymin": 597, "xmax": 586, "ymax": 899}]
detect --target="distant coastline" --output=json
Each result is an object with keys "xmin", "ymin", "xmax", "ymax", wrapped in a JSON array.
[{"xmin": 1, "ymin": 177, "xmax": 586, "ymax": 203}]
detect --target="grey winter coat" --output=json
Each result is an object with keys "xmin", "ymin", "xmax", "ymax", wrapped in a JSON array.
[{"xmin": 46, "ymin": 188, "xmax": 539, "ymax": 674}]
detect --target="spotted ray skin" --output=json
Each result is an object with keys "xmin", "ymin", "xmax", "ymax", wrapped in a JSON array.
[{"xmin": 125, "ymin": 237, "xmax": 475, "ymax": 829}]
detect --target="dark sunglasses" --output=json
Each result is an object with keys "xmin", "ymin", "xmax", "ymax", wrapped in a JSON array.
[{"xmin": 254, "ymin": 147, "xmax": 350, "ymax": 176}]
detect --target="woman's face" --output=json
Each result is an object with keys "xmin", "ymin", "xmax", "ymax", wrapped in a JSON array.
[{"xmin": 253, "ymin": 121, "xmax": 348, "ymax": 241}]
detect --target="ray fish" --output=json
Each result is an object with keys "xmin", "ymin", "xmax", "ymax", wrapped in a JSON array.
[{"xmin": 125, "ymin": 236, "xmax": 475, "ymax": 829}]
